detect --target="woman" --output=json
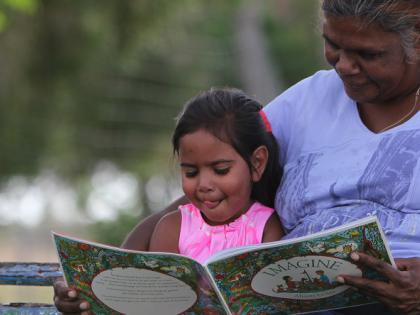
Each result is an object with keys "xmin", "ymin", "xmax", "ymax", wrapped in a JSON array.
[{"xmin": 54, "ymin": 0, "xmax": 420, "ymax": 314}]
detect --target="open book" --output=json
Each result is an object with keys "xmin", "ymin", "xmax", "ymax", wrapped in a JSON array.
[{"xmin": 52, "ymin": 216, "xmax": 395, "ymax": 315}]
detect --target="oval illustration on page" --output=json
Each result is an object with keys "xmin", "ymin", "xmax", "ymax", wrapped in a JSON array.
[
  {"xmin": 251, "ymin": 255, "xmax": 361, "ymax": 300},
  {"xmin": 92, "ymin": 267, "xmax": 197, "ymax": 315}
]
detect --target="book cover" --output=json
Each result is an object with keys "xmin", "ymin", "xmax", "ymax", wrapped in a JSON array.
[{"xmin": 53, "ymin": 216, "xmax": 394, "ymax": 315}]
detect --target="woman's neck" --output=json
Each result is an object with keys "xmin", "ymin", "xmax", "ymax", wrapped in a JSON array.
[{"xmin": 357, "ymin": 86, "xmax": 420, "ymax": 133}]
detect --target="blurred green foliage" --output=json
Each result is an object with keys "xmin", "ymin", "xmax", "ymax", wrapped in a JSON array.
[
  {"xmin": 3, "ymin": 0, "xmax": 38, "ymax": 13},
  {"xmin": 90, "ymin": 212, "xmax": 140, "ymax": 246},
  {"xmin": 89, "ymin": 1, "xmax": 242, "ymax": 245},
  {"xmin": 0, "ymin": 0, "xmax": 239, "ymax": 180},
  {"xmin": 0, "ymin": 0, "xmax": 38, "ymax": 31},
  {"xmin": 264, "ymin": 0, "xmax": 326, "ymax": 86},
  {"xmin": 0, "ymin": 0, "xmax": 325, "ymax": 246}
]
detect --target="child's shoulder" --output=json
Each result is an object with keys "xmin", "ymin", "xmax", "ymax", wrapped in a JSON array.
[
  {"xmin": 247, "ymin": 201, "xmax": 275, "ymax": 218},
  {"xmin": 149, "ymin": 210, "xmax": 182, "ymax": 253},
  {"xmin": 158, "ymin": 209, "xmax": 182, "ymax": 228}
]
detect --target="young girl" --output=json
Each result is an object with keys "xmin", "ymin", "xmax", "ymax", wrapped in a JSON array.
[{"xmin": 149, "ymin": 88, "xmax": 284, "ymax": 263}]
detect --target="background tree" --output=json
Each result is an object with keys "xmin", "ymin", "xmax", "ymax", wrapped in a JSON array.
[{"xmin": 0, "ymin": 0, "xmax": 324, "ymax": 246}]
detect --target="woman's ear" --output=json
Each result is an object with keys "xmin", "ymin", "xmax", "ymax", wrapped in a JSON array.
[{"xmin": 251, "ymin": 145, "xmax": 269, "ymax": 182}]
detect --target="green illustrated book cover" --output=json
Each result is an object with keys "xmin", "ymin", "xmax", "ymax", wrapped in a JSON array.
[{"xmin": 53, "ymin": 216, "xmax": 394, "ymax": 315}]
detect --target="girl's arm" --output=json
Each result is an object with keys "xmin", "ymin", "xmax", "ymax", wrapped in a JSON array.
[
  {"xmin": 122, "ymin": 195, "xmax": 188, "ymax": 250},
  {"xmin": 262, "ymin": 213, "xmax": 284, "ymax": 242},
  {"xmin": 149, "ymin": 210, "xmax": 182, "ymax": 253}
]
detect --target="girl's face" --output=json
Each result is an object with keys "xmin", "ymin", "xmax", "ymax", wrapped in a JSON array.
[{"xmin": 178, "ymin": 129, "xmax": 255, "ymax": 226}]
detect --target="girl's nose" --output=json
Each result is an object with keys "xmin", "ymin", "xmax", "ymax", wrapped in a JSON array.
[{"xmin": 197, "ymin": 175, "xmax": 214, "ymax": 193}]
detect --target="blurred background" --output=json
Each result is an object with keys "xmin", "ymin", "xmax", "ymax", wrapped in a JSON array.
[{"xmin": 0, "ymin": 0, "xmax": 326, "ymax": 304}]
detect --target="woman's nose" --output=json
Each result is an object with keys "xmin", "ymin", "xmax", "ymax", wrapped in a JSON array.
[{"xmin": 334, "ymin": 51, "xmax": 359, "ymax": 76}]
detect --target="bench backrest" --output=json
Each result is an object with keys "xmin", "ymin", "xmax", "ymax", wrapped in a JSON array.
[{"xmin": 0, "ymin": 262, "xmax": 62, "ymax": 314}]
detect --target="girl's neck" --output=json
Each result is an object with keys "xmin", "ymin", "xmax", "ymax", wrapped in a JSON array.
[{"xmin": 200, "ymin": 200, "xmax": 254, "ymax": 226}]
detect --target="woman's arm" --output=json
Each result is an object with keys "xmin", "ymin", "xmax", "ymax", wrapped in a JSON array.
[{"xmin": 337, "ymin": 252, "xmax": 420, "ymax": 314}]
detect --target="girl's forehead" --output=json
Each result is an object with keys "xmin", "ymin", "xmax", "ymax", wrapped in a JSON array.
[
  {"xmin": 180, "ymin": 128, "xmax": 232, "ymax": 148},
  {"xmin": 178, "ymin": 130, "xmax": 242, "ymax": 162}
]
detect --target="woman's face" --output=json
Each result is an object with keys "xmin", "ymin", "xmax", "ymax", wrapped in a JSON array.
[{"xmin": 323, "ymin": 14, "xmax": 419, "ymax": 105}]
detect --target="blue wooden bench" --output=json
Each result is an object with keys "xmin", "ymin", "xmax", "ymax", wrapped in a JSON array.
[{"xmin": 0, "ymin": 262, "xmax": 62, "ymax": 314}]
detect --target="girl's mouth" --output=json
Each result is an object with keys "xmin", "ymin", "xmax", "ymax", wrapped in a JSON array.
[{"xmin": 203, "ymin": 200, "xmax": 221, "ymax": 209}]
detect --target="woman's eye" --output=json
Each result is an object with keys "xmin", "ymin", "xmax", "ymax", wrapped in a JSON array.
[
  {"xmin": 324, "ymin": 38, "xmax": 339, "ymax": 50},
  {"xmin": 359, "ymin": 51, "xmax": 381, "ymax": 60},
  {"xmin": 214, "ymin": 168, "xmax": 229, "ymax": 175}
]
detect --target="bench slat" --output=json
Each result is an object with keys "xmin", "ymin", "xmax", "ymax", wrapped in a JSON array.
[
  {"xmin": 0, "ymin": 263, "xmax": 62, "ymax": 286},
  {"xmin": 0, "ymin": 304, "xmax": 58, "ymax": 314}
]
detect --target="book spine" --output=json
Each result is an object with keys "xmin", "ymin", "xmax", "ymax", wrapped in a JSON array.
[{"xmin": 204, "ymin": 265, "xmax": 232, "ymax": 315}]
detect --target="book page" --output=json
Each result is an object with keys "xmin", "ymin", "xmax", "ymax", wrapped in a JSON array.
[
  {"xmin": 91, "ymin": 267, "xmax": 197, "ymax": 314},
  {"xmin": 53, "ymin": 233, "xmax": 228, "ymax": 315},
  {"xmin": 205, "ymin": 216, "xmax": 393, "ymax": 315}
]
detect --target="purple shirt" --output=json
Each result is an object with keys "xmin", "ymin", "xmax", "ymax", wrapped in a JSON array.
[{"xmin": 264, "ymin": 70, "xmax": 420, "ymax": 259}]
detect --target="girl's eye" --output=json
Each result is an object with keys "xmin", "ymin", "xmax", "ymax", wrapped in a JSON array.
[
  {"xmin": 214, "ymin": 168, "xmax": 229, "ymax": 175},
  {"xmin": 184, "ymin": 170, "xmax": 198, "ymax": 178}
]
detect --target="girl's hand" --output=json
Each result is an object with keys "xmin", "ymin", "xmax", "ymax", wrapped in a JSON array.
[
  {"xmin": 337, "ymin": 252, "xmax": 420, "ymax": 315},
  {"xmin": 53, "ymin": 279, "xmax": 92, "ymax": 314}
]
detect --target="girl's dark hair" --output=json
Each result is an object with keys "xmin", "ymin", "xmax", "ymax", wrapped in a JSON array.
[{"xmin": 172, "ymin": 87, "xmax": 281, "ymax": 208}]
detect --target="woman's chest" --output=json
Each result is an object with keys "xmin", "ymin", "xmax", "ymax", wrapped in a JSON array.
[{"xmin": 278, "ymin": 129, "xmax": 420, "ymax": 213}]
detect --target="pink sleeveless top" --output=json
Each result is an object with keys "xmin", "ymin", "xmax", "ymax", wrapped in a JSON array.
[{"xmin": 178, "ymin": 202, "xmax": 274, "ymax": 264}]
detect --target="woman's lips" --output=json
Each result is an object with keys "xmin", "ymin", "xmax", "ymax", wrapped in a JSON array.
[{"xmin": 344, "ymin": 81, "xmax": 367, "ymax": 89}]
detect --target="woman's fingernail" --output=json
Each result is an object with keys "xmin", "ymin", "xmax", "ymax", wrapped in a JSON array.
[
  {"xmin": 68, "ymin": 290, "xmax": 77, "ymax": 298},
  {"xmin": 336, "ymin": 276, "xmax": 345, "ymax": 284},
  {"xmin": 80, "ymin": 302, "xmax": 89, "ymax": 310},
  {"xmin": 350, "ymin": 252, "xmax": 359, "ymax": 261}
]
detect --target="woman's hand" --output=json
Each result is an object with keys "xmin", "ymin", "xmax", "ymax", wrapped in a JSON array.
[
  {"xmin": 337, "ymin": 252, "xmax": 420, "ymax": 315},
  {"xmin": 53, "ymin": 279, "xmax": 92, "ymax": 315}
]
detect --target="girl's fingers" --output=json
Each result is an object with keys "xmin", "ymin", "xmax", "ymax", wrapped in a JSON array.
[
  {"xmin": 54, "ymin": 280, "xmax": 78, "ymax": 299},
  {"xmin": 54, "ymin": 298, "xmax": 90, "ymax": 313},
  {"xmin": 53, "ymin": 280, "xmax": 90, "ymax": 313},
  {"xmin": 60, "ymin": 312, "xmax": 93, "ymax": 315}
]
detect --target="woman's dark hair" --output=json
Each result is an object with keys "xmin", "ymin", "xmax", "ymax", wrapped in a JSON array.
[
  {"xmin": 321, "ymin": 0, "xmax": 420, "ymax": 62},
  {"xmin": 172, "ymin": 87, "xmax": 281, "ymax": 208}
]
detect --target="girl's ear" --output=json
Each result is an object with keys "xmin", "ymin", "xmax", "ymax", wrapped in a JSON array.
[{"xmin": 251, "ymin": 145, "xmax": 269, "ymax": 182}]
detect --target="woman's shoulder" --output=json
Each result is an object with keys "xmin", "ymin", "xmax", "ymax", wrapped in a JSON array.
[
  {"xmin": 266, "ymin": 69, "xmax": 343, "ymax": 109},
  {"xmin": 264, "ymin": 70, "xmax": 345, "ymax": 139}
]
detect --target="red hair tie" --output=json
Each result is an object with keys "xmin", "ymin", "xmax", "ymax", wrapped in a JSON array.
[{"xmin": 259, "ymin": 111, "xmax": 272, "ymax": 132}]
